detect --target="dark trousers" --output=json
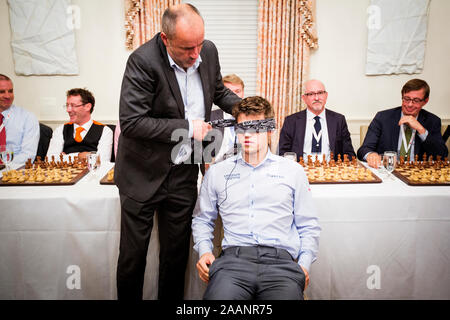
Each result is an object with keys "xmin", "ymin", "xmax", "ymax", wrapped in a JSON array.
[
  {"xmin": 117, "ymin": 164, "xmax": 198, "ymax": 300},
  {"xmin": 204, "ymin": 246, "xmax": 306, "ymax": 300}
]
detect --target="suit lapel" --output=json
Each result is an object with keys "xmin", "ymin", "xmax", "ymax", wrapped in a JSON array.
[
  {"xmin": 198, "ymin": 59, "xmax": 211, "ymax": 121},
  {"xmin": 325, "ymin": 109, "xmax": 336, "ymax": 152},
  {"xmin": 297, "ymin": 110, "xmax": 307, "ymax": 156},
  {"xmin": 157, "ymin": 34, "xmax": 186, "ymax": 118},
  {"xmin": 391, "ymin": 107, "xmax": 402, "ymax": 151}
]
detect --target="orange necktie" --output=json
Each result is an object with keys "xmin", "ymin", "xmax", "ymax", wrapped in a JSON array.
[{"xmin": 74, "ymin": 127, "xmax": 84, "ymax": 142}]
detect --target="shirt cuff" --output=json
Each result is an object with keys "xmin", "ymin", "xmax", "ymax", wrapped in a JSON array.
[
  {"xmin": 188, "ymin": 119, "xmax": 193, "ymax": 139},
  {"xmin": 197, "ymin": 240, "xmax": 214, "ymax": 257},
  {"xmin": 298, "ymin": 253, "xmax": 314, "ymax": 272},
  {"xmin": 418, "ymin": 129, "xmax": 428, "ymax": 141}
]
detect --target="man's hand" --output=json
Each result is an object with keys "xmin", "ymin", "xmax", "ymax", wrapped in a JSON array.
[
  {"xmin": 196, "ymin": 252, "xmax": 215, "ymax": 283},
  {"xmin": 192, "ymin": 120, "xmax": 212, "ymax": 141},
  {"xmin": 78, "ymin": 151, "xmax": 91, "ymax": 161},
  {"xmin": 366, "ymin": 152, "xmax": 381, "ymax": 168},
  {"xmin": 300, "ymin": 265, "xmax": 310, "ymax": 290},
  {"xmin": 399, "ymin": 116, "xmax": 426, "ymax": 135}
]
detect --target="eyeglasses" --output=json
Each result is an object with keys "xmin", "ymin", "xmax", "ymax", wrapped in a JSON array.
[
  {"xmin": 303, "ymin": 91, "xmax": 327, "ymax": 97},
  {"xmin": 402, "ymin": 97, "xmax": 425, "ymax": 104},
  {"xmin": 63, "ymin": 103, "xmax": 85, "ymax": 110}
]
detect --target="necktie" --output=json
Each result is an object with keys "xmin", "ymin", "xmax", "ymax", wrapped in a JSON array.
[
  {"xmin": 0, "ymin": 114, "xmax": 6, "ymax": 148},
  {"xmin": 74, "ymin": 127, "xmax": 84, "ymax": 142},
  {"xmin": 312, "ymin": 116, "xmax": 321, "ymax": 153},
  {"xmin": 400, "ymin": 125, "xmax": 412, "ymax": 159}
]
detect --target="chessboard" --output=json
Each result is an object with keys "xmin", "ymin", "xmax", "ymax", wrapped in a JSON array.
[
  {"xmin": 0, "ymin": 155, "xmax": 88, "ymax": 186},
  {"xmin": 100, "ymin": 167, "xmax": 115, "ymax": 185},
  {"xmin": 393, "ymin": 154, "xmax": 450, "ymax": 186},
  {"xmin": 299, "ymin": 153, "xmax": 382, "ymax": 184}
]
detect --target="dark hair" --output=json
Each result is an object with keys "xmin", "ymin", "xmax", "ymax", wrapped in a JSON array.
[
  {"xmin": 0, "ymin": 74, "xmax": 12, "ymax": 82},
  {"xmin": 161, "ymin": 3, "xmax": 203, "ymax": 39},
  {"xmin": 232, "ymin": 96, "xmax": 274, "ymax": 120},
  {"xmin": 402, "ymin": 79, "xmax": 430, "ymax": 100},
  {"xmin": 66, "ymin": 88, "xmax": 95, "ymax": 113}
]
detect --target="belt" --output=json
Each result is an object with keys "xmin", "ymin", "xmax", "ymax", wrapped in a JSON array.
[{"xmin": 222, "ymin": 245, "xmax": 293, "ymax": 261}]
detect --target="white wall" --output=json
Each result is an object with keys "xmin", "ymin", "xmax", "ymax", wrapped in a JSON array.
[
  {"xmin": 309, "ymin": 0, "xmax": 450, "ymax": 148},
  {"xmin": 0, "ymin": 0, "xmax": 130, "ymax": 124},
  {"xmin": 1, "ymin": 0, "xmax": 448, "ymax": 146}
]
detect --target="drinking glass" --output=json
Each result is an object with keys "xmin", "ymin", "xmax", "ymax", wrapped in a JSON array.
[
  {"xmin": 383, "ymin": 151, "xmax": 397, "ymax": 179},
  {"xmin": 283, "ymin": 152, "xmax": 297, "ymax": 161},
  {"xmin": 0, "ymin": 148, "xmax": 14, "ymax": 171},
  {"xmin": 87, "ymin": 152, "xmax": 100, "ymax": 178}
]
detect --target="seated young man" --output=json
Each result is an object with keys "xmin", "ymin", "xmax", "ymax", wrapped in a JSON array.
[
  {"xmin": 192, "ymin": 96, "xmax": 321, "ymax": 300},
  {"xmin": 47, "ymin": 88, "xmax": 113, "ymax": 163}
]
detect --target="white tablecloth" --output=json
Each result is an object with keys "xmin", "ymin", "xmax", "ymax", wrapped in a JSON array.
[{"xmin": 0, "ymin": 164, "xmax": 449, "ymax": 299}]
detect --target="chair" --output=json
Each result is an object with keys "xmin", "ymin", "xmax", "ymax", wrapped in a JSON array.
[
  {"xmin": 442, "ymin": 125, "xmax": 450, "ymax": 155},
  {"xmin": 360, "ymin": 125, "xmax": 369, "ymax": 146},
  {"xmin": 36, "ymin": 123, "xmax": 53, "ymax": 160},
  {"xmin": 107, "ymin": 124, "xmax": 116, "ymax": 162}
]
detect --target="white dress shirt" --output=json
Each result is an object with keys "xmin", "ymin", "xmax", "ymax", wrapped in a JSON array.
[
  {"xmin": 47, "ymin": 119, "xmax": 113, "ymax": 163},
  {"xmin": 303, "ymin": 109, "xmax": 330, "ymax": 160},
  {"xmin": 167, "ymin": 53, "xmax": 205, "ymax": 138},
  {"xmin": 1, "ymin": 104, "xmax": 40, "ymax": 166},
  {"xmin": 192, "ymin": 150, "xmax": 321, "ymax": 271}
]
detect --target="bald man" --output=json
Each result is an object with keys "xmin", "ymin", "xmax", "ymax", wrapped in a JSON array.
[
  {"xmin": 279, "ymin": 80, "xmax": 356, "ymax": 161},
  {"xmin": 115, "ymin": 4, "xmax": 241, "ymax": 300}
]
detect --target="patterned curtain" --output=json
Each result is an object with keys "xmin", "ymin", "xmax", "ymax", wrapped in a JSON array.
[
  {"xmin": 257, "ymin": 0, "xmax": 318, "ymax": 135},
  {"xmin": 125, "ymin": 0, "xmax": 181, "ymax": 50}
]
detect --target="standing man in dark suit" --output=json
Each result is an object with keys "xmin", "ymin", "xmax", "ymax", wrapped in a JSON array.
[
  {"xmin": 357, "ymin": 79, "xmax": 448, "ymax": 168},
  {"xmin": 115, "ymin": 4, "xmax": 241, "ymax": 300},
  {"xmin": 278, "ymin": 79, "xmax": 356, "ymax": 161}
]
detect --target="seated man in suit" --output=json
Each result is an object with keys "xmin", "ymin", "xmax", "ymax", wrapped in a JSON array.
[
  {"xmin": 357, "ymin": 79, "xmax": 448, "ymax": 168},
  {"xmin": 210, "ymin": 74, "xmax": 245, "ymax": 161},
  {"xmin": 193, "ymin": 96, "xmax": 320, "ymax": 300},
  {"xmin": 278, "ymin": 79, "xmax": 356, "ymax": 161},
  {"xmin": 0, "ymin": 74, "xmax": 39, "ymax": 167},
  {"xmin": 47, "ymin": 88, "xmax": 113, "ymax": 163}
]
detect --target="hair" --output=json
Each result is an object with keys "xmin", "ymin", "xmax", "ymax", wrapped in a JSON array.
[
  {"xmin": 223, "ymin": 74, "xmax": 244, "ymax": 90},
  {"xmin": 401, "ymin": 79, "xmax": 430, "ymax": 100},
  {"xmin": 161, "ymin": 3, "xmax": 203, "ymax": 39},
  {"xmin": 0, "ymin": 74, "xmax": 12, "ymax": 82},
  {"xmin": 232, "ymin": 96, "xmax": 274, "ymax": 120},
  {"xmin": 66, "ymin": 88, "xmax": 95, "ymax": 113}
]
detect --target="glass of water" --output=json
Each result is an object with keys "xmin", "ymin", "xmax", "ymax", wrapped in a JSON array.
[
  {"xmin": 383, "ymin": 151, "xmax": 397, "ymax": 179},
  {"xmin": 87, "ymin": 152, "xmax": 100, "ymax": 178},
  {"xmin": 0, "ymin": 146, "xmax": 14, "ymax": 171}
]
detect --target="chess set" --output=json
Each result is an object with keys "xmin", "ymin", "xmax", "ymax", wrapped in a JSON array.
[
  {"xmin": 0, "ymin": 155, "xmax": 89, "ymax": 186},
  {"xmin": 298, "ymin": 153, "xmax": 382, "ymax": 184},
  {"xmin": 100, "ymin": 166, "xmax": 115, "ymax": 185},
  {"xmin": 393, "ymin": 154, "xmax": 450, "ymax": 186}
]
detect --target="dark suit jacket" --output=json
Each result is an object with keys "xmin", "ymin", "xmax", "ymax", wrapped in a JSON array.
[
  {"xmin": 115, "ymin": 33, "xmax": 241, "ymax": 202},
  {"xmin": 278, "ymin": 108, "xmax": 356, "ymax": 161},
  {"xmin": 357, "ymin": 107, "xmax": 448, "ymax": 161}
]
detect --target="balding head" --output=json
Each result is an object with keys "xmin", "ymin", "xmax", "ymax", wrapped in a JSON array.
[
  {"xmin": 302, "ymin": 79, "xmax": 328, "ymax": 115},
  {"xmin": 161, "ymin": 3, "xmax": 203, "ymax": 39},
  {"xmin": 160, "ymin": 4, "xmax": 205, "ymax": 70}
]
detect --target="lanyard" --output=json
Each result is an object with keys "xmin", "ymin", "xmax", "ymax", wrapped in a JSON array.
[
  {"xmin": 400, "ymin": 124, "xmax": 416, "ymax": 157},
  {"xmin": 312, "ymin": 128, "xmax": 322, "ymax": 146}
]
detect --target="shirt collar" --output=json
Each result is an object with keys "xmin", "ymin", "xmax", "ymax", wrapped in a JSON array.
[
  {"xmin": 74, "ymin": 119, "xmax": 93, "ymax": 131},
  {"xmin": 167, "ymin": 52, "xmax": 202, "ymax": 73},
  {"xmin": 306, "ymin": 108, "xmax": 326, "ymax": 120},
  {"xmin": 1, "ymin": 104, "xmax": 14, "ymax": 119},
  {"xmin": 236, "ymin": 148, "xmax": 277, "ymax": 168}
]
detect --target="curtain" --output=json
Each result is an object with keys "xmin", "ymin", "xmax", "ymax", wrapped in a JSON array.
[
  {"xmin": 125, "ymin": 0, "xmax": 181, "ymax": 50},
  {"xmin": 256, "ymin": 0, "xmax": 318, "ymax": 136}
]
